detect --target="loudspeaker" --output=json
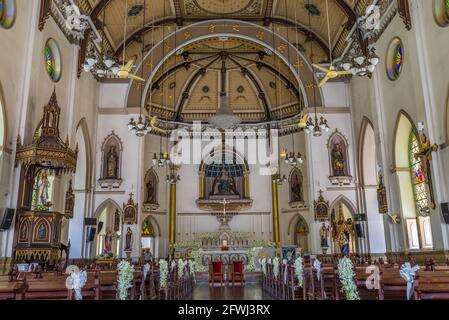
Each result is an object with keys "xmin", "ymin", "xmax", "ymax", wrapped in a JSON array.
[
  {"xmin": 97, "ymin": 221, "xmax": 104, "ymax": 234},
  {"xmin": 441, "ymin": 203, "xmax": 449, "ymax": 224},
  {"xmin": 0, "ymin": 209, "xmax": 15, "ymax": 231},
  {"xmin": 355, "ymin": 224, "xmax": 364, "ymax": 238},
  {"xmin": 87, "ymin": 227, "xmax": 96, "ymax": 242},
  {"xmin": 84, "ymin": 217, "xmax": 97, "ymax": 226}
]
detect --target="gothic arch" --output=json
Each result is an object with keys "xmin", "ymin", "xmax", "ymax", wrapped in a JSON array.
[
  {"xmin": 144, "ymin": 168, "xmax": 159, "ymax": 205},
  {"xmin": 0, "ymin": 82, "xmax": 6, "ymax": 157},
  {"xmin": 288, "ymin": 167, "xmax": 304, "ymax": 205},
  {"xmin": 74, "ymin": 118, "xmax": 93, "ymax": 190},
  {"xmin": 393, "ymin": 110, "xmax": 418, "ymax": 169},
  {"xmin": 94, "ymin": 199, "xmax": 122, "ymax": 219},
  {"xmin": 329, "ymin": 195, "xmax": 357, "ymax": 218},
  {"xmin": 358, "ymin": 117, "xmax": 377, "ymax": 187},
  {"xmin": 287, "ymin": 213, "xmax": 309, "ymax": 236},
  {"xmin": 141, "ymin": 215, "xmax": 161, "ymax": 237}
]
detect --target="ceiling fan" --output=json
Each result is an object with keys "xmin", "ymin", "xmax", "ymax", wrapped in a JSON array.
[
  {"xmin": 118, "ymin": 0, "xmax": 145, "ymax": 82},
  {"xmin": 312, "ymin": 0, "xmax": 351, "ymax": 87}
]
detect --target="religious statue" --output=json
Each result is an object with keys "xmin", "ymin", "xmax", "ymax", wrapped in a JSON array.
[
  {"xmin": 331, "ymin": 143, "xmax": 345, "ymax": 176},
  {"xmin": 414, "ymin": 133, "xmax": 438, "ymax": 210},
  {"xmin": 104, "ymin": 229, "xmax": 113, "ymax": 254},
  {"xmin": 211, "ymin": 169, "xmax": 238, "ymax": 196},
  {"xmin": 125, "ymin": 227, "xmax": 133, "ymax": 251},
  {"xmin": 377, "ymin": 173, "xmax": 388, "ymax": 214},
  {"xmin": 142, "ymin": 219, "xmax": 153, "ymax": 236},
  {"xmin": 338, "ymin": 232, "xmax": 350, "ymax": 256},
  {"xmin": 290, "ymin": 174, "xmax": 303, "ymax": 202},
  {"xmin": 320, "ymin": 223, "xmax": 330, "ymax": 248},
  {"xmin": 106, "ymin": 146, "xmax": 119, "ymax": 179},
  {"xmin": 32, "ymin": 171, "xmax": 52, "ymax": 211},
  {"xmin": 64, "ymin": 180, "xmax": 75, "ymax": 219},
  {"xmin": 146, "ymin": 180, "xmax": 155, "ymax": 203}
]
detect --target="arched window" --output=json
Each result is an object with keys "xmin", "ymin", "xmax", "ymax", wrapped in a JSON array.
[
  {"xmin": 0, "ymin": 90, "xmax": 4, "ymax": 159},
  {"xmin": 408, "ymin": 132, "xmax": 430, "ymax": 216}
]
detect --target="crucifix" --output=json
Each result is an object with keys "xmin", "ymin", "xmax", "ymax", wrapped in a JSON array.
[
  {"xmin": 217, "ymin": 198, "xmax": 232, "ymax": 231},
  {"xmin": 414, "ymin": 133, "xmax": 438, "ymax": 210}
]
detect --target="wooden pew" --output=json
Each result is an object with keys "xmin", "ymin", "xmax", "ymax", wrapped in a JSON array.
[
  {"xmin": 378, "ymin": 268, "xmax": 409, "ymax": 300},
  {"xmin": 354, "ymin": 267, "xmax": 380, "ymax": 300},
  {"xmin": 414, "ymin": 271, "xmax": 449, "ymax": 300},
  {"xmin": 96, "ymin": 271, "xmax": 118, "ymax": 300},
  {"xmin": 288, "ymin": 265, "xmax": 307, "ymax": 300},
  {"xmin": 0, "ymin": 279, "xmax": 27, "ymax": 300}
]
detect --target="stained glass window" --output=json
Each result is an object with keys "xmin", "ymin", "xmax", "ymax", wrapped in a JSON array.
[
  {"xmin": 408, "ymin": 132, "xmax": 430, "ymax": 216},
  {"xmin": 434, "ymin": 0, "xmax": 449, "ymax": 27},
  {"xmin": 387, "ymin": 38, "xmax": 404, "ymax": 81},
  {"xmin": 0, "ymin": 0, "xmax": 16, "ymax": 29},
  {"xmin": 44, "ymin": 39, "xmax": 62, "ymax": 82}
]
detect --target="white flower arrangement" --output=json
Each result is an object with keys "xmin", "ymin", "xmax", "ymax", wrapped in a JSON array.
[
  {"xmin": 337, "ymin": 257, "xmax": 360, "ymax": 300},
  {"xmin": 294, "ymin": 257, "xmax": 304, "ymax": 288},
  {"xmin": 117, "ymin": 260, "xmax": 134, "ymax": 300},
  {"xmin": 67, "ymin": 269, "xmax": 87, "ymax": 300},
  {"xmin": 188, "ymin": 260, "xmax": 196, "ymax": 280},
  {"xmin": 178, "ymin": 259, "xmax": 186, "ymax": 279},
  {"xmin": 245, "ymin": 247, "xmax": 257, "ymax": 272},
  {"xmin": 159, "ymin": 259, "xmax": 168, "ymax": 289},
  {"xmin": 189, "ymin": 248, "xmax": 207, "ymax": 272},
  {"xmin": 261, "ymin": 258, "xmax": 267, "ymax": 276},
  {"xmin": 273, "ymin": 257, "xmax": 280, "ymax": 280}
]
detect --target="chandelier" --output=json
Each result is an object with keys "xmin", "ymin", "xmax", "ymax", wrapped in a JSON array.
[
  {"xmin": 273, "ymin": 173, "xmax": 287, "ymax": 186},
  {"xmin": 304, "ymin": 116, "xmax": 330, "ymax": 137},
  {"xmin": 338, "ymin": 46, "xmax": 379, "ymax": 77},
  {"xmin": 281, "ymin": 150, "xmax": 303, "ymax": 166},
  {"xmin": 127, "ymin": 116, "xmax": 151, "ymax": 137},
  {"xmin": 166, "ymin": 165, "xmax": 180, "ymax": 184},
  {"xmin": 152, "ymin": 152, "xmax": 171, "ymax": 167}
]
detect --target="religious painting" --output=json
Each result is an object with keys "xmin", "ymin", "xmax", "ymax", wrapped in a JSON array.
[
  {"xmin": 99, "ymin": 131, "xmax": 123, "ymax": 188},
  {"xmin": 113, "ymin": 209, "xmax": 121, "ymax": 232},
  {"xmin": 123, "ymin": 193, "xmax": 137, "ymax": 224},
  {"xmin": 314, "ymin": 190, "xmax": 330, "ymax": 221},
  {"xmin": 144, "ymin": 169, "xmax": 158, "ymax": 206},
  {"xmin": 18, "ymin": 219, "xmax": 29, "ymax": 243},
  {"xmin": 377, "ymin": 173, "xmax": 389, "ymax": 214},
  {"xmin": 64, "ymin": 180, "xmax": 75, "ymax": 219},
  {"xmin": 31, "ymin": 170, "xmax": 53, "ymax": 212},
  {"xmin": 289, "ymin": 168, "xmax": 304, "ymax": 206},
  {"xmin": 34, "ymin": 220, "xmax": 49, "ymax": 242},
  {"xmin": 200, "ymin": 147, "xmax": 249, "ymax": 201},
  {"xmin": 327, "ymin": 130, "xmax": 352, "ymax": 185}
]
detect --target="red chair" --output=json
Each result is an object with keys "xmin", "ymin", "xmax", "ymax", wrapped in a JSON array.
[
  {"xmin": 230, "ymin": 261, "xmax": 245, "ymax": 286},
  {"xmin": 209, "ymin": 261, "xmax": 224, "ymax": 286}
]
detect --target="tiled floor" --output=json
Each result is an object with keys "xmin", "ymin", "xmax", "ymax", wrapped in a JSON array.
[{"xmin": 191, "ymin": 283, "xmax": 275, "ymax": 300}]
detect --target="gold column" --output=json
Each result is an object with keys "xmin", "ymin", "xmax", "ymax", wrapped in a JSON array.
[
  {"xmin": 169, "ymin": 182, "xmax": 177, "ymax": 250},
  {"xmin": 199, "ymin": 173, "xmax": 205, "ymax": 198},
  {"xmin": 271, "ymin": 175, "xmax": 281, "ymax": 247},
  {"xmin": 244, "ymin": 172, "xmax": 250, "ymax": 198}
]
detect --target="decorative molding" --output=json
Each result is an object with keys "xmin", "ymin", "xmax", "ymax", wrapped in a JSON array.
[{"xmin": 398, "ymin": 0, "xmax": 412, "ymax": 30}]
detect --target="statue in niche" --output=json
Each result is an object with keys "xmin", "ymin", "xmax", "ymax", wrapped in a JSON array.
[
  {"xmin": 64, "ymin": 180, "xmax": 75, "ymax": 218},
  {"xmin": 37, "ymin": 223, "xmax": 47, "ymax": 240},
  {"xmin": 320, "ymin": 223, "xmax": 329, "ymax": 248},
  {"xmin": 338, "ymin": 232, "xmax": 350, "ymax": 256},
  {"xmin": 125, "ymin": 227, "xmax": 133, "ymax": 251},
  {"xmin": 211, "ymin": 169, "xmax": 238, "ymax": 196},
  {"xmin": 331, "ymin": 143, "xmax": 346, "ymax": 176},
  {"xmin": 106, "ymin": 146, "xmax": 119, "ymax": 179},
  {"xmin": 290, "ymin": 171, "xmax": 304, "ymax": 203},
  {"xmin": 32, "ymin": 171, "xmax": 52, "ymax": 211},
  {"xmin": 146, "ymin": 180, "xmax": 155, "ymax": 204},
  {"xmin": 20, "ymin": 223, "xmax": 28, "ymax": 241},
  {"xmin": 113, "ymin": 209, "xmax": 120, "ymax": 232},
  {"xmin": 104, "ymin": 229, "xmax": 113, "ymax": 254}
]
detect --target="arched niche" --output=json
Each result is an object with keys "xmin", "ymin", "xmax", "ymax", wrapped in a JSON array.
[
  {"xmin": 292, "ymin": 214, "xmax": 309, "ymax": 253},
  {"xmin": 74, "ymin": 118, "xmax": 92, "ymax": 190},
  {"xmin": 288, "ymin": 167, "xmax": 304, "ymax": 207},
  {"xmin": 143, "ymin": 168, "xmax": 159, "ymax": 211},
  {"xmin": 99, "ymin": 131, "xmax": 123, "ymax": 189},
  {"xmin": 329, "ymin": 198, "xmax": 358, "ymax": 255},
  {"xmin": 93, "ymin": 199, "xmax": 123, "ymax": 258},
  {"xmin": 358, "ymin": 117, "xmax": 378, "ymax": 187},
  {"xmin": 327, "ymin": 129, "xmax": 352, "ymax": 185},
  {"xmin": 126, "ymin": 20, "xmax": 323, "ymax": 113}
]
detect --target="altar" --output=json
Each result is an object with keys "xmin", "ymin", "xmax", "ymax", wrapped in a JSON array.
[{"xmin": 201, "ymin": 250, "xmax": 249, "ymax": 266}]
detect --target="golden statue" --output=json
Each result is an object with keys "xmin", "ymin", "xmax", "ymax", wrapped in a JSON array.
[{"xmin": 414, "ymin": 133, "xmax": 438, "ymax": 209}]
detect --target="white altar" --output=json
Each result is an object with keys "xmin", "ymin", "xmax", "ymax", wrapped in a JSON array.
[{"xmin": 201, "ymin": 249, "xmax": 249, "ymax": 266}]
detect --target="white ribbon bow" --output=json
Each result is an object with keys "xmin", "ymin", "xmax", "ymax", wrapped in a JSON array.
[
  {"xmin": 313, "ymin": 259, "xmax": 322, "ymax": 281},
  {"xmin": 143, "ymin": 263, "xmax": 150, "ymax": 280},
  {"xmin": 400, "ymin": 262, "xmax": 420, "ymax": 300},
  {"xmin": 70, "ymin": 271, "xmax": 87, "ymax": 300}
]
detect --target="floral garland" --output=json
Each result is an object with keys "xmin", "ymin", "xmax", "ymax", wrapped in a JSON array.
[
  {"xmin": 273, "ymin": 257, "xmax": 280, "ymax": 279},
  {"xmin": 178, "ymin": 259, "xmax": 186, "ymax": 279},
  {"xmin": 294, "ymin": 257, "xmax": 304, "ymax": 288},
  {"xmin": 159, "ymin": 259, "xmax": 168, "ymax": 289},
  {"xmin": 117, "ymin": 260, "xmax": 134, "ymax": 300},
  {"xmin": 337, "ymin": 257, "xmax": 360, "ymax": 300},
  {"xmin": 260, "ymin": 258, "xmax": 267, "ymax": 276}
]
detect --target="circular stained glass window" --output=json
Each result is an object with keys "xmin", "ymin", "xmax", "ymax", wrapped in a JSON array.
[
  {"xmin": 386, "ymin": 38, "xmax": 404, "ymax": 81},
  {"xmin": 0, "ymin": 0, "xmax": 16, "ymax": 29},
  {"xmin": 44, "ymin": 39, "xmax": 62, "ymax": 82},
  {"xmin": 434, "ymin": 0, "xmax": 449, "ymax": 27}
]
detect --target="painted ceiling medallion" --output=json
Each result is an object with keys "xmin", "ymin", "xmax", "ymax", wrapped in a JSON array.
[
  {"xmin": 185, "ymin": 0, "xmax": 263, "ymax": 16},
  {"xmin": 128, "ymin": 4, "xmax": 144, "ymax": 17},
  {"xmin": 304, "ymin": 3, "xmax": 321, "ymax": 16}
]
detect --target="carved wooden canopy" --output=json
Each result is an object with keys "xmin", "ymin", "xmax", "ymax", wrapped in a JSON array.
[{"xmin": 15, "ymin": 90, "xmax": 77, "ymax": 174}]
